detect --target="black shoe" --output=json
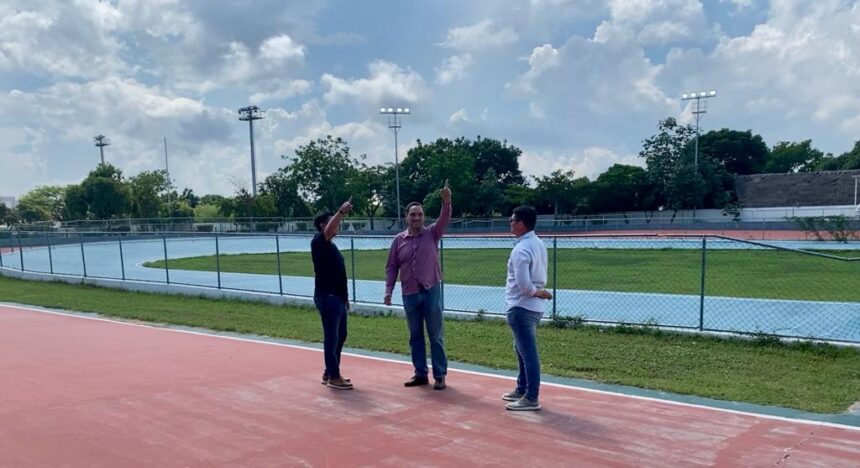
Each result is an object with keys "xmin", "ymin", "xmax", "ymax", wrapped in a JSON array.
[
  {"xmin": 404, "ymin": 375, "xmax": 429, "ymax": 387},
  {"xmin": 433, "ymin": 377, "xmax": 446, "ymax": 390}
]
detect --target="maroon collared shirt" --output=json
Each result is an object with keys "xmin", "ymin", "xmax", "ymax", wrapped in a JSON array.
[{"xmin": 385, "ymin": 202, "xmax": 451, "ymax": 296}]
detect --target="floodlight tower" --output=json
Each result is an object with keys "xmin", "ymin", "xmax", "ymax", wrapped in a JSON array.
[
  {"xmin": 238, "ymin": 105, "xmax": 265, "ymax": 197},
  {"xmin": 94, "ymin": 134, "xmax": 111, "ymax": 164},
  {"xmin": 681, "ymin": 90, "xmax": 717, "ymax": 170},
  {"xmin": 379, "ymin": 107, "xmax": 411, "ymax": 225}
]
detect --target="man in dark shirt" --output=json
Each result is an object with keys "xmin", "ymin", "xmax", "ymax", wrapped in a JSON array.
[{"xmin": 311, "ymin": 197, "xmax": 353, "ymax": 390}]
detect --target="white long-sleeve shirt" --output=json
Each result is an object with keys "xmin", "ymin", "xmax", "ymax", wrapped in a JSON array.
[{"xmin": 505, "ymin": 231, "xmax": 549, "ymax": 313}]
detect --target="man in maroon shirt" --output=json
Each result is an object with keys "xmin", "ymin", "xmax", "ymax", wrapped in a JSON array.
[{"xmin": 384, "ymin": 180, "xmax": 452, "ymax": 390}]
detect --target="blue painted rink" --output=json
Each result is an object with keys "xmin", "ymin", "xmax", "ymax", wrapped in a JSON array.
[{"xmin": 2, "ymin": 235, "xmax": 858, "ymax": 342}]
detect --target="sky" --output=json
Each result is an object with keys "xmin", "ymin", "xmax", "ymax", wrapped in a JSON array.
[{"xmin": 1, "ymin": 0, "xmax": 859, "ymax": 199}]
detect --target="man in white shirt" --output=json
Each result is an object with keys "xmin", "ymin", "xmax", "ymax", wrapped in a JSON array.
[{"xmin": 502, "ymin": 205, "xmax": 553, "ymax": 411}]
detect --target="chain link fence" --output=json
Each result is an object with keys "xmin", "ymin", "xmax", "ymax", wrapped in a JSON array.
[{"xmin": 1, "ymin": 231, "xmax": 857, "ymax": 343}]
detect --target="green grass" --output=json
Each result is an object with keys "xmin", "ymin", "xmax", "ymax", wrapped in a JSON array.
[
  {"xmin": 1, "ymin": 275, "xmax": 858, "ymax": 413},
  {"xmin": 145, "ymin": 248, "xmax": 860, "ymax": 301}
]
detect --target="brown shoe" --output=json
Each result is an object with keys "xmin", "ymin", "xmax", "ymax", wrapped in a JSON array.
[
  {"xmin": 404, "ymin": 375, "xmax": 429, "ymax": 387},
  {"xmin": 327, "ymin": 377, "xmax": 354, "ymax": 390},
  {"xmin": 433, "ymin": 377, "xmax": 446, "ymax": 390},
  {"xmin": 321, "ymin": 374, "xmax": 351, "ymax": 385}
]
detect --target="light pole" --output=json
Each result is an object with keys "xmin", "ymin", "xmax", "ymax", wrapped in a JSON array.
[
  {"xmin": 380, "ymin": 107, "xmax": 410, "ymax": 227},
  {"xmin": 163, "ymin": 137, "xmax": 172, "ymax": 215},
  {"xmin": 238, "ymin": 105, "xmax": 265, "ymax": 197},
  {"xmin": 94, "ymin": 134, "xmax": 111, "ymax": 164},
  {"xmin": 681, "ymin": 90, "xmax": 717, "ymax": 170}
]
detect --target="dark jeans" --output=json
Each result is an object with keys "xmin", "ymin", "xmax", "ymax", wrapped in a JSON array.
[
  {"xmin": 314, "ymin": 294, "xmax": 348, "ymax": 379},
  {"xmin": 402, "ymin": 283, "xmax": 447, "ymax": 379},
  {"xmin": 506, "ymin": 306, "xmax": 543, "ymax": 400}
]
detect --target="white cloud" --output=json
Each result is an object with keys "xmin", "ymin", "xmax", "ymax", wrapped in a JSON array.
[
  {"xmin": 0, "ymin": 3, "xmax": 127, "ymax": 78},
  {"xmin": 719, "ymin": 0, "xmax": 756, "ymax": 10},
  {"xmin": 448, "ymin": 109, "xmax": 471, "ymax": 126},
  {"xmin": 259, "ymin": 34, "xmax": 306, "ymax": 64},
  {"xmin": 435, "ymin": 54, "xmax": 473, "ymax": 85},
  {"xmin": 249, "ymin": 79, "xmax": 313, "ymax": 104},
  {"xmin": 661, "ymin": 0, "xmax": 860, "ymax": 145},
  {"xmin": 594, "ymin": 0, "xmax": 709, "ymax": 45},
  {"xmin": 505, "ymin": 44, "xmax": 560, "ymax": 95},
  {"xmin": 519, "ymin": 146, "xmax": 642, "ymax": 179},
  {"xmin": 321, "ymin": 60, "xmax": 428, "ymax": 105},
  {"xmin": 440, "ymin": 19, "xmax": 519, "ymax": 50}
]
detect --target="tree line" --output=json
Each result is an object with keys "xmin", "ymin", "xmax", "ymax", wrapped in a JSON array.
[{"xmin": 2, "ymin": 117, "xmax": 859, "ymax": 227}]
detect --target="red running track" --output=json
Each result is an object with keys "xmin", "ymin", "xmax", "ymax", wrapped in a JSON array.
[{"xmin": 1, "ymin": 304, "xmax": 858, "ymax": 467}]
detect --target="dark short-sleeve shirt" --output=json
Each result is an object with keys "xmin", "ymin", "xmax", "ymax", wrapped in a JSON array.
[{"xmin": 311, "ymin": 233, "xmax": 348, "ymax": 302}]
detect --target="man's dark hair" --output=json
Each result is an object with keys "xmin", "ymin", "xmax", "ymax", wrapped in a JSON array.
[
  {"xmin": 314, "ymin": 211, "xmax": 334, "ymax": 232},
  {"xmin": 512, "ymin": 205, "xmax": 537, "ymax": 231},
  {"xmin": 405, "ymin": 201, "xmax": 423, "ymax": 214}
]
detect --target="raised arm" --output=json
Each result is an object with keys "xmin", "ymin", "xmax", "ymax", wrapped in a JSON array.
[
  {"xmin": 431, "ymin": 179, "xmax": 452, "ymax": 240},
  {"xmin": 323, "ymin": 197, "xmax": 353, "ymax": 241}
]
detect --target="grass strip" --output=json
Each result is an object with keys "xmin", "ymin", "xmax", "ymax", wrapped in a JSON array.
[{"xmin": 146, "ymin": 248, "xmax": 860, "ymax": 301}]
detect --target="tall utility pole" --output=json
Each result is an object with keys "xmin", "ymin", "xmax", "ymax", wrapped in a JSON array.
[
  {"xmin": 164, "ymin": 137, "xmax": 172, "ymax": 214},
  {"xmin": 238, "ymin": 106, "xmax": 265, "ymax": 197},
  {"xmin": 94, "ymin": 134, "xmax": 111, "ymax": 164},
  {"xmin": 379, "ymin": 107, "xmax": 410, "ymax": 227},
  {"xmin": 681, "ymin": 90, "xmax": 717, "ymax": 171}
]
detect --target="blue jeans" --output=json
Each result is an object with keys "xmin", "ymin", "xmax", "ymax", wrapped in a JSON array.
[
  {"xmin": 506, "ymin": 306, "xmax": 543, "ymax": 400},
  {"xmin": 314, "ymin": 295, "xmax": 348, "ymax": 379},
  {"xmin": 403, "ymin": 284, "xmax": 447, "ymax": 379}
]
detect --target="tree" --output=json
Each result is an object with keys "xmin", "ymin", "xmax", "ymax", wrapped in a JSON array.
[
  {"xmin": 128, "ymin": 170, "xmax": 169, "ymax": 218},
  {"xmin": 0, "ymin": 203, "xmax": 19, "ymax": 226},
  {"xmin": 16, "ymin": 186, "xmax": 66, "ymax": 222},
  {"xmin": 193, "ymin": 203, "xmax": 221, "ymax": 220},
  {"xmin": 502, "ymin": 183, "xmax": 535, "ymax": 215},
  {"xmin": 84, "ymin": 177, "xmax": 129, "ymax": 219},
  {"xmin": 63, "ymin": 184, "xmax": 88, "ymax": 220},
  {"xmin": 764, "ymin": 140, "xmax": 826, "ymax": 173},
  {"xmin": 816, "ymin": 140, "xmax": 860, "ymax": 171},
  {"xmin": 697, "ymin": 129, "xmax": 769, "ymax": 175},
  {"xmin": 259, "ymin": 168, "xmax": 309, "ymax": 218},
  {"xmin": 640, "ymin": 118, "xmax": 697, "ymax": 209},
  {"xmin": 66, "ymin": 163, "xmax": 131, "ymax": 220},
  {"xmin": 399, "ymin": 138, "xmax": 476, "ymax": 216},
  {"xmin": 589, "ymin": 165, "xmax": 650, "ymax": 214},
  {"xmin": 640, "ymin": 117, "xmax": 734, "ymax": 210},
  {"xmin": 351, "ymin": 164, "xmax": 389, "ymax": 229},
  {"xmin": 470, "ymin": 136, "xmax": 525, "ymax": 186},
  {"xmin": 399, "ymin": 136, "xmax": 527, "ymax": 216},
  {"xmin": 533, "ymin": 170, "xmax": 587, "ymax": 215},
  {"xmin": 288, "ymin": 136, "xmax": 362, "ymax": 212},
  {"xmin": 473, "ymin": 168, "xmax": 506, "ymax": 216}
]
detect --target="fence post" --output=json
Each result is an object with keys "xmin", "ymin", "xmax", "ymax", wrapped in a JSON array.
[
  {"xmin": 275, "ymin": 235, "xmax": 283, "ymax": 295},
  {"xmin": 118, "ymin": 236, "xmax": 126, "ymax": 281},
  {"xmin": 350, "ymin": 237, "xmax": 357, "ymax": 304},
  {"xmin": 47, "ymin": 232, "xmax": 54, "ymax": 274},
  {"xmin": 215, "ymin": 234, "xmax": 221, "ymax": 289},
  {"xmin": 552, "ymin": 236, "xmax": 558, "ymax": 320},
  {"xmin": 80, "ymin": 234, "xmax": 87, "ymax": 278},
  {"xmin": 440, "ymin": 236, "xmax": 445, "ymax": 310},
  {"xmin": 162, "ymin": 234, "xmax": 170, "ymax": 284},
  {"xmin": 0, "ymin": 233, "xmax": 4, "ymax": 268},
  {"xmin": 699, "ymin": 236, "xmax": 707, "ymax": 331},
  {"xmin": 17, "ymin": 230, "xmax": 24, "ymax": 271}
]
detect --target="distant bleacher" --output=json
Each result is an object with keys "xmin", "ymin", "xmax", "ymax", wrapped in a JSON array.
[{"xmin": 734, "ymin": 169, "xmax": 860, "ymax": 208}]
